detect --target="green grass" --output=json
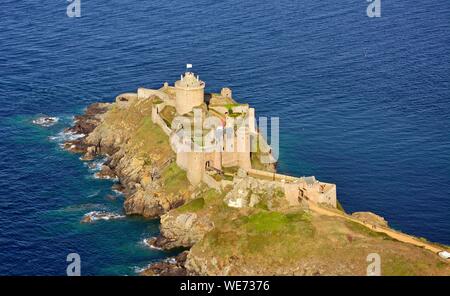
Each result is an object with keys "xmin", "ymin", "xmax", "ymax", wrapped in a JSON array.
[
  {"xmin": 200, "ymin": 210, "xmax": 315, "ymax": 258},
  {"xmin": 133, "ymin": 117, "xmax": 170, "ymax": 152},
  {"xmin": 436, "ymin": 261, "xmax": 447, "ymax": 269},
  {"xmin": 242, "ymin": 211, "xmax": 313, "ymax": 235},
  {"xmin": 161, "ymin": 162, "xmax": 189, "ymax": 194},
  {"xmin": 202, "ymin": 189, "xmax": 220, "ymax": 204},
  {"xmin": 274, "ymin": 187, "xmax": 285, "ymax": 198},
  {"xmin": 223, "ymin": 174, "xmax": 234, "ymax": 181},
  {"xmin": 160, "ymin": 105, "xmax": 176, "ymax": 127},
  {"xmin": 345, "ymin": 220, "xmax": 394, "ymax": 240},
  {"xmin": 223, "ymin": 166, "xmax": 239, "ymax": 175},
  {"xmin": 177, "ymin": 197, "xmax": 205, "ymax": 213},
  {"xmin": 152, "ymin": 98, "xmax": 163, "ymax": 105},
  {"xmin": 228, "ymin": 112, "xmax": 242, "ymax": 118},
  {"xmin": 100, "ymin": 99, "xmax": 173, "ymax": 162},
  {"xmin": 244, "ymin": 212, "xmax": 289, "ymax": 233},
  {"xmin": 383, "ymin": 256, "xmax": 418, "ymax": 276},
  {"xmin": 176, "ymin": 188, "xmax": 220, "ymax": 213},
  {"xmin": 336, "ymin": 200, "xmax": 345, "ymax": 212}
]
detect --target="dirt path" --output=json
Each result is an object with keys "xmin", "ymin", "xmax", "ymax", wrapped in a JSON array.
[{"xmin": 308, "ymin": 202, "xmax": 446, "ymax": 256}]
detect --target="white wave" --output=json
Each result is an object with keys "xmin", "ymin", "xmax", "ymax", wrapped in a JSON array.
[
  {"xmin": 84, "ymin": 158, "xmax": 107, "ymax": 172},
  {"xmin": 93, "ymin": 173, "xmax": 119, "ymax": 181},
  {"xmin": 133, "ymin": 264, "xmax": 150, "ymax": 274},
  {"xmin": 49, "ymin": 130, "xmax": 85, "ymax": 143},
  {"xmin": 143, "ymin": 238, "xmax": 162, "ymax": 250},
  {"xmin": 87, "ymin": 190, "xmax": 101, "ymax": 198},
  {"xmin": 82, "ymin": 211, "xmax": 125, "ymax": 223},
  {"xmin": 112, "ymin": 189, "xmax": 124, "ymax": 196},
  {"xmin": 164, "ymin": 257, "xmax": 177, "ymax": 265},
  {"xmin": 33, "ymin": 116, "xmax": 59, "ymax": 127}
]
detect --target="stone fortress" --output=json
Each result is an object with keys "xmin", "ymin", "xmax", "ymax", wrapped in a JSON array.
[{"xmin": 115, "ymin": 69, "xmax": 337, "ymax": 208}]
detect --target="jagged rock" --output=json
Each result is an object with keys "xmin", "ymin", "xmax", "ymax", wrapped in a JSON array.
[
  {"xmin": 112, "ymin": 183, "xmax": 126, "ymax": 193},
  {"xmin": 63, "ymin": 139, "xmax": 88, "ymax": 153},
  {"xmin": 151, "ymin": 167, "xmax": 160, "ymax": 180},
  {"xmin": 123, "ymin": 190, "xmax": 165, "ymax": 218},
  {"xmin": 95, "ymin": 165, "xmax": 117, "ymax": 179},
  {"xmin": 351, "ymin": 212, "xmax": 389, "ymax": 227},
  {"xmin": 66, "ymin": 103, "xmax": 111, "ymax": 136},
  {"xmin": 140, "ymin": 251, "xmax": 189, "ymax": 276},
  {"xmin": 81, "ymin": 146, "xmax": 97, "ymax": 161},
  {"xmin": 249, "ymin": 194, "xmax": 260, "ymax": 207},
  {"xmin": 237, "ymin": 168, "xmax": 247, "ymax": 178},
  {"xmin": 224, "ymin": 175, "xmax": 286, "ymax": 209},
  {"xmin": 154, "ymin": 212, "xmax": 214, "ymax": 249}
]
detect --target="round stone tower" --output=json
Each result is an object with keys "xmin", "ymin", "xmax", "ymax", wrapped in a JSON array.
[{"xmin": 174, "ymin": 72, "xmax": 205, "ymax": 115}]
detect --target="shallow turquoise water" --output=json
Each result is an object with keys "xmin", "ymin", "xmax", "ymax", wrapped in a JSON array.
[{"xmin": 0, "ymin": 115, "xmax": 178, "ymax": 275}]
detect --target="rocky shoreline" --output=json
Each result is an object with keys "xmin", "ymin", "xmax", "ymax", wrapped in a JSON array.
[
  {"xmin": 139, "ymin": 251, "xmax": 189, "ymax": 276},
  {"xmin": 63, "ymin": 101, "xmax": 194, "ymax": 275}
]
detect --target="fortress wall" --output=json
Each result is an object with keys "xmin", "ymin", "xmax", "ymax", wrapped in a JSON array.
[
  {"xmin": 210, "ymin": 105, "xmax": 248, "ymax": 116},
  {"xmin": 204, "ymin": 152, "xmax": 222, "ymax": 170},
  {"xmin": 213, "ymin": 151, "xmax": 222, "ymax": 170},
  {"xmin": 187, "ymin": 152, "xmax": 205, "ymax": 186},
  {"xmin": 284, "ymin": 183, "xmax": 301, "ymax": 206},
  {"xmin": 202, "ymin": 173, "xmax": 222, "ymax": 192},
  {"xmin": 258, "ymin": 134, "xmax": 272, "ymax": 153},
  {"xmin": 247, "ymin": 168, "xmax": 337, "ymax": 208},
  {"xmin": 236, "ymin": 130, "xmax": 251, "ymax": 170},
  {"xmin": 247, "ymin": 168, "xmax": 300, "ymax": 183},
  {"xmin": 301, "ymin": 183, "xmax": 336, "ymax": 207},
  {"xmin": 316, "ymin": 184, "xmax": 337, "ymax": 207},
  {"xmin": 221, "ymin": 87, "xmax": 232, "ymax": 98},
  {"xmin": 232, "ymin": 105, "xmax": 249, "ymax": 114},
  {"xmin": 221, "ymin": 152, "xmax": 239, "ymax": 167},
  {"xmin": 238, "ymin": 152, "xmax": 251, "ymax": 171},
  {"xmin": 152, "ymin": 110, "xmax": 172, "ymax": 136},
  {"xmin": 247, "ymin": 168, "xmax": 274, "ymax": 180},
  {"xmin": 209, "ymin": 106, "xmax": 228, "ymax": 115},
  {"xmin": 248, "ymin": 108, "xmax": 256, "ymax": 133},
  {"xmin": 176, "ymin": 151, "xmax": 189, "ymax": 170},
  {"xmin": 137, "ymin": 87, "xmax": 170, "ymax": 102},
  {"xmin": 152, "ymin": 103, "xmax": 166, "ymax": 123}
]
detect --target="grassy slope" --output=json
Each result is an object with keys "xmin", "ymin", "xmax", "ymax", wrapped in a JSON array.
[
  {"xmin": 98, "ymin": 99, "xmax": 190, "ymax": 196},
  {"xmin": 178, "ymin": 190, "xmax": 449, "ymax": 275}
]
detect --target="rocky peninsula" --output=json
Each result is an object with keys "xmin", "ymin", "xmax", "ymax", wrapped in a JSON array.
[{"xmin": 62, "ymin": 73, "xmax": 450, "ymax": 275}]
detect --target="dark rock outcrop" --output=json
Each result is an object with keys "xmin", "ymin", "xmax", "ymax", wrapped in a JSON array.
[{"xmin": 140, "ymin": 251, "xmax": 189, "ymax": 276}]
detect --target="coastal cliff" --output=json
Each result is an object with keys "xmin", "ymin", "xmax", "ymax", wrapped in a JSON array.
[
  {"xmin": 64, "ymin": 97, "xmax": 450, "ymax": 276},
  {"xmin": 66, "ymin": 99, "xmax": 195, "ymax": 218}
]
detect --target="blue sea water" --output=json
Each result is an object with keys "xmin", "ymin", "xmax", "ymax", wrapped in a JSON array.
[{"xmin": 0, "ymin": 1, "xmax": 449, "ymax": 275}]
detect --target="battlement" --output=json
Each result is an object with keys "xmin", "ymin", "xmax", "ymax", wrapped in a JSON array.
[{"xmin": 175, "ymin": 72, "xmax": 205, "ymax": 89}]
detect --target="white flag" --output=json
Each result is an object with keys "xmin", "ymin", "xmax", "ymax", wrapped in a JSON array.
[{"xmin": 186, "ymin": 64, "xmax": 193, "ymax": 69}]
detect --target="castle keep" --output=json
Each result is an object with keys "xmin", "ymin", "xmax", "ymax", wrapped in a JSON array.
[
  {"xmin": 174, "ymin": 72, "xmax": 205, "ymax": 115},
  {"xmin": 115, "ymin": 70, "xmax": 337, "ymax": 208}
]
